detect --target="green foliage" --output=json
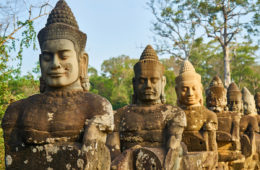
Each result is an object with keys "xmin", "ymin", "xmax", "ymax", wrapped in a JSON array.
[
  {"xmin": 0, "ymin": 128, "xmax": 4, "ymax": 170},
  {"xmin": 89, "ymin": 56, "xmax": 138, "ymax": 109},
  {"xmin": 148, "ymin": 0, "xmax": 260, "ymax": 87},
  {"xmin": 90, "ymin": 55, "xmax": 179, "ymax": 108},
  {"xmin": 230, "ymin": 42, "xmax": 260, "ymax": 91}
]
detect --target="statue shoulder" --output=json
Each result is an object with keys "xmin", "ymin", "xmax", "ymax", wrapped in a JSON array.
[
  {"xmin": 203, "ymin": 106, "xmax": 218, "ymax": 122},
  {"xmin": 202, "ymin": 106, "xmax": 218, "ymax": 130},
  {"xmin": 83, "ymin": 92, "xmax": 114, "ymax": 132},
  {"xmin": 113, "ymin": 105, "xmax": 131, "ymax": 131},
  {"xmin": 241, "ymin": 115, "xmax": 259, "ymax": 132},
  {"xmin": 2, "ymin": 98, "xmax": 27, "ymax": 129},
  {"xmin": 165, "ymin": 104, "xmax": 187, "ymax": 127},
  {"xmin": 83, "ymin": 92, "xmax": 113, "ymax": 115}
]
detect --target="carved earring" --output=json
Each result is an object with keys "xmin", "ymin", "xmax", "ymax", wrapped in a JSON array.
[
  {"xmin": 40, "ymin": 77, "xmax": 46, "ymax": 93},
  {"xmin": 160, "ymin": 94, "xmax": 166, "ymax": 104},
  {"xmin": 80, "ymin": 76, "xmax": 90, "ymax": 91}
]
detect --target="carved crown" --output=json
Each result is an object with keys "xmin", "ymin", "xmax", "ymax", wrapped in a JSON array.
[
  {"xmin": 38, "ymin": 0, "xmax": 87, "ymax": 52},
  {"xmin": 134, "ymin": 45, "xmax": 164, "ymax": 76}
]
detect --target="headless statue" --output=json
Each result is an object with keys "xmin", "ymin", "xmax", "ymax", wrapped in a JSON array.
[
  {"xmin": 2, "ymin": 1, "xmax": 114, "ymax": 169},
  {"xmin": 107, "ymin": 45, "xmax": 186, "ymax": 170}
]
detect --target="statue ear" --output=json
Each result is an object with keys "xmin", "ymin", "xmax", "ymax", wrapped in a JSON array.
[
  {"xmin": 79, "ymin": 52, "xmax": 90, "ymax": 91},
  {"xmin": 161, "ymin": 76, "xmax": 167, "ymax": 104},
  {"xmin": 162, "ymin": 76, "xmax": 166, "ymax": 88},
  {"xmin": 79, "ymin": 52, "xmax": 88, "ymax": 78},
  {"xmin": 39, "ymin": 54, "xmax": 43, "ymax": 68},
  {"xmin": 132, "ymin": 77, "xmax": 136, "ymax": 91}
]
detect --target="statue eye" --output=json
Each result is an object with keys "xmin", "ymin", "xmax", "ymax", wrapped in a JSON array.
[
  {"xmin": 139, "ymin": 78, "xmax": 145, "ymax": 84},
  {"xmin": 182, "ymin": 87, "xmax": 187, "ymax": 92},
  {"xmin": 59, "ymin": 51, "xmax": 70, "ymax": 60},
  {"xmin": 151, "ymin": 78, "xmax": 159, "ymax": 84},
  {"xmin": 42, "ymin": 52, "xmax": 52, "ymax": 61}
]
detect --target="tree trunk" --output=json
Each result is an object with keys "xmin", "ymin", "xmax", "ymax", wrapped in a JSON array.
[{"xmin": 223, "ymin": 46, "xmax": 231, "ymax": 88}]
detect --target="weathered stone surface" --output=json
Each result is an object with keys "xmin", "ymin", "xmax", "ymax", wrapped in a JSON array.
[
  {"xmin": 182, "ymin": 151, "xmax": 218, "ymax": 170},
  {"xmin": 206, "ymin": 77, "xmax": 243, "ymax": 165},
  {"xmin": 242, "ymin": 87, "xmax": 258, "ymax": 116},
  {"xmin": 227, "ymin": 83, "xmax": 243, "ymax": 114},
  {"xmin": 174, "ymin": 60, "xmax": 218, "ymax": 169},
  {"xmin": 175, "ymin": 61, "xmax": 218, "ymax": 154},
  {"xmin": 107, "ymin": 45, "xmax": 186, "ymax": 170},
  {"xmin": 255, "ymin": 92, "xmax": 260, "ymax": 115},
  {"xmin": 2, "ymin": 0, "xmax": 113, "ymax": 169}
]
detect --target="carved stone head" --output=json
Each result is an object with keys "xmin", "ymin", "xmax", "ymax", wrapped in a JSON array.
[
  {"xmin": 255, "ymin": 92, "xmax": 260, "ymax": 114},
  {"xmin": 175, "ymin": 60, "xmax": 203, "ymax": 107},
  {"xmin": 242, "ymin": 87, "xmax": 257, "ymax": 115},
  {"xmin": 227, "ymin": 82, "xmax": 243, "ymax": 113},
  {"xmin": 132, "ymin": 45, "xmax": 166, "ymax": 105},
  {"xmin": 206, "ymin": 76, "xmax": 227, "ymax": 113},
  {"xmin": 38, "ymin": 0, "xmax": 89, "ymax": 92}
]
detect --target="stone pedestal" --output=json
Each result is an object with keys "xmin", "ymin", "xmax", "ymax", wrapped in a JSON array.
[
  {"xmin": 182, "ymin": 151, "xmax": 218, "ymax": 170},
  {"xmin": 5, "ymin": 141, "xmax": 110, "ymax": 170}
]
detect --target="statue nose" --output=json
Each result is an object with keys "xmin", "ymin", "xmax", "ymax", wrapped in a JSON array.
[
  {"xmin": 187, "ymin": 88, "xmax": 194, "ymax": 96},
  {"xmin": 51, "ymin": 54, "xmax": 61, "ymax": 69},
  {"xmin": 146, "ymin": 79, "xmax": 152, "ymax": 88}
]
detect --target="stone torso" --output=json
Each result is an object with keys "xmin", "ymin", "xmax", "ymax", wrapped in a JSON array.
[
  {"xmin": 114, "ymin": 104, "xmax": 186, "ymax": 151},
  {"xmin": 216, "ymin": 111, "xmax": 240, "ymax": 135},
  {"xmin": 182, "ymin": 106, "xmax": 218, "ymax": 151},
  {"xmin": 3, "ymin": 91, "xmax": 111, "ymax": 145},
  {"xmin": 240, "ymin": 115, "xmax": 259, "ymax": 134},
  {"xmin": 183, "ymin": 106, "xmax": 217, "ymax": 131},
  {"xmin": 2, "ymin": 90, "xmax": 113, "ymax": 169}
]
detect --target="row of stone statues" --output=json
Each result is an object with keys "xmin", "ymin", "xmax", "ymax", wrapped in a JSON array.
[{"xmin": 2, "ymin": 0, "xmax": 260, "ymax": 169}]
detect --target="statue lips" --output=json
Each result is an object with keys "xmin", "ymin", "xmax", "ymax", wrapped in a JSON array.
[
  {"xmin": 48, "ymin": 72, "xmax": 66, "ymax": 78},
  {"xmin": 144, "ymin": 90, "xmax": 155, "ymax": 95},
  {"xmin": 187, "ymin": 97, "xmax": 195, "ymax": 102}
]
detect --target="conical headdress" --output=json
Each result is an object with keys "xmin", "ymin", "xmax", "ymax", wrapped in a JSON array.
[
  {"xmin": 206, "ymin": 76, "xmax": 226, "ymax": 99},
  {"xmin": 134, "ymin": 45, "xmax": 164, "ymax": 76},
  {"xmin": 242, "ymin": 87, "xmax": 254, "ymax": 103},
  {"xmin": 227, "ymin": 82, "xmax": 241, "ymax": 101},
  {"xmin": 38, "ymin": 0, "xmax": 86, "ymax": 52},
  {"xmin": 175, "ymin": 60, "xmax": 201, "ymax": 85}
]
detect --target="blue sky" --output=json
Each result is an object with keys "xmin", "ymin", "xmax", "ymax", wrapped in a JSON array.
[{"xmin": 21, "ymin": 0, "xmax": 156, "ymax": 75}]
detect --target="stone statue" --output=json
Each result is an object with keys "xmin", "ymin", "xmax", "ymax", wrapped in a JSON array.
[
  {"xmin": 227, "ymin": 82, "xmax": 243, "ymax": 114},
  {"xmin": 2, "ymin": 1, "xmax": 114, "ymax": 169},
  {"xmin": 206, "ymin": 76, "xmax": 243, "ymax": 169},
  {"xmin": 107, "ymin": 45, "xmax": 187, "ymax": 170},
  {"xmin": 255, "ymin": 92, "xmax": 260, "ymax": 115},
  {"xmin": 175, "ymin": 60, "xmax": 218, "ymax": 169},
  {"xmin": 238, "ymin": 87, "xmax": 259, "ymax": 169}
]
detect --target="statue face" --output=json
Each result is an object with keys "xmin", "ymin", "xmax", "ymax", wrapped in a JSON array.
[
  {"xmin": 243, "ymin": 99, "xmax": 256, "ymax": 115},
  {"xmin": 177, "ymin": 81, "xmax": 202, "ymax": 106},
  {"xmin": 228, "ymin": 99, "xmax": 242, "ymax": 112},
  {"xmin": 40, "ymin": 39, "xmax": 79, "ymax": 88},
  {"xmin": 207, "ymin": 94, "xmax": 226, "ymax": 112},
  {"xmin": 134, "ymin": 70, "xmax": 165, "ymax": 104}
]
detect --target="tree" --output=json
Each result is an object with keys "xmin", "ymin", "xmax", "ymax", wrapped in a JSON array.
[
  {"xmin": 148, "ymin": 0, "xmax": 200, "ymax": 60},
  {"xmin": 0, "ymin": 0, "xmax": 52, "ymax": 119},
  {"xmin": 148, "ymin": 0, "xmax": 260, "ymax": 87},
  {"xmin": 230, "ymin": 41, "xmax": 260, "ymax": 91}
]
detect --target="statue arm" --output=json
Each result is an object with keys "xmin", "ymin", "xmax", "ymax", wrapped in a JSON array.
[
  {"xmin": 231, "ymin": 115, "xmax": 240, "ymax": 141},
  {"xmin": 106, "ymin": 132, "xmax": 121, "ymax": 161},
  {"xmin": 164, "ymin": 108, "xmax": 186, "ymax": 170},
  {"xmin": 167, "ymin": 109, "xmax": 186, "ymax": 150},
  {"xmin": 1, "ymin": 101, "xmax": 23, "ymax": 151},
  {"xmin": 83, "ymin": 98, "xmax": 114, "ymax": 144},
  {"xmin": 204, "ymin": 113, "xmax": 218, "ymax": 151}
]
